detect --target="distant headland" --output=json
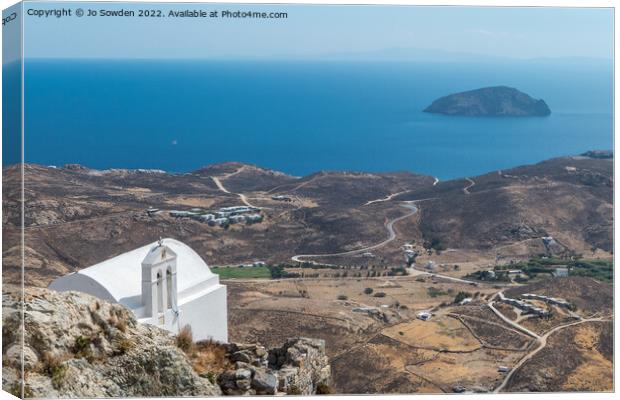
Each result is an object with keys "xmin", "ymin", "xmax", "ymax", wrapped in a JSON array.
[{"xmin": 424, "ymin": 86, "xmax": 551, "ymax": 117}]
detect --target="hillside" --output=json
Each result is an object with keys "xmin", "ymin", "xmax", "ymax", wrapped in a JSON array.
[
  {"xmin": 2, "ymin": 153, "xmax": 612, "ymax": 288},
  {"xmin": 398, "ymin": 154, "xmax": 613, "ymax": 255}
]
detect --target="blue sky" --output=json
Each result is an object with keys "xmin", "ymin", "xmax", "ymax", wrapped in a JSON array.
[{"xmin": 16, "ymin": 3, "xmax": 615, "ymax": 61}]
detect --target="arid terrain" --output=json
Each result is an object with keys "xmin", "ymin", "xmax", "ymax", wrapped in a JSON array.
[{"xmin": 2, "ymin": 152, "xmax": 614, "ymax": 393}]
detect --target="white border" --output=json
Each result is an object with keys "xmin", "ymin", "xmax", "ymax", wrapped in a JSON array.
[{"xmin": 0, "ymin": 1, "xmax": 616, "ymax": 400}]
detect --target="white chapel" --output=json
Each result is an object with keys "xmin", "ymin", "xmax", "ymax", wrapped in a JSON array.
[{"xmin": 49, "ymin": 238, "xmax": 228, "ymax": 343}]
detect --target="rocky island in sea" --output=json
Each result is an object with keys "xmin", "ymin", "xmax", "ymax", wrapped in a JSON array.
[{"xmin": 424, "ymin": 86, "xmax": 551, "ymax": 117}]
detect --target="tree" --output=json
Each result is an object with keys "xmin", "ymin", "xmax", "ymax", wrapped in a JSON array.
[{"xmin": 453, "ymin": 291, "xmax": 472, "ymax": 304}]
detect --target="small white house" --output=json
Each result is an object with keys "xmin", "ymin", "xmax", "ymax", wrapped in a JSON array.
[
  {"xmin": 416, "ymin": 311, "xmax": 432, "ymax": 321},
  {"xmin": 459, "ymin": 297, "xmax": 473, "ymax": 305},
  {"xmin": 49, "ymin": 238, "xmax": 228, "ymax": 343}
]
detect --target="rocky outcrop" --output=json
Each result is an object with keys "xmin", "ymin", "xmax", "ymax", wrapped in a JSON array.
[
  {"xmin": 269, "ymin": 338, "xmax": 332, "ymax": 395},
  {"xmin": 2, "ymin": 287, "xmax": 331, "ymax": 398},
  {"xmin": 424, "ymin": 86, "xmax": 551, "ymax": 117},
  {"xmin": 2, "ymin": 286, "xmax": 221, "ymax": 398},
  {"xmin": 217, "ymin": 338, "xmax": 331, "ymax": 395}
]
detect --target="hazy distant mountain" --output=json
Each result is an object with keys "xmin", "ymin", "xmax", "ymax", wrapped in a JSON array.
[{"xmin": 269, "ymin": 47, "xmax": 614, "ymax": 64}]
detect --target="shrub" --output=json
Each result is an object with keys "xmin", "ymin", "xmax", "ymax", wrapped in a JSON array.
[
  {"xmin": 73, "ymin": 335, "xmax": 92, "ymax": 359},
  {"xmin": 204, "ymin": 371, "xmax": 216, "ymax": 384},
  {"xmin": 176, "ymin": 325, "xmax": 194, "ymax": 354},
  {"xmin": 316, "ymin": 382, "xmax": 333, "ymax": 394},
  {"xmin": 363, "ymin": 288, "xmax": 373, "ymax": 296},
  {"xmin": 115, "ymin": 338, "xmax": 134, "ymax": 355},
  {"xmin": 8, "ymin": 382, "xmax": 34, "ymax": 398},
  {"xmin": 42, "ymin": 352, "xmax": 67, "ymax": 389},
  {"xmin": 427, "ymin": 287, "xmax": 447, "ymax": 298},
  {"xmin": 426, "ymin": 237, "xmax": 447, "ymax": 253},
  {"xmin": 288, "ymin": 385, "xmax": 302, "ymax": 395},
  {"xmin": 453, "ymin": 291, "xmax": 472, "ymax": 304}
]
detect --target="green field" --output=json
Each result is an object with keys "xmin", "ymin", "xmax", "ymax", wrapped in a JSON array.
[
  {"xmin": 469, "ymin": 257, "xmax": 613, "ymax": 283},
  {"xmin": 211, "ymin": 266, "xmax": 271, "ymax": 279}
]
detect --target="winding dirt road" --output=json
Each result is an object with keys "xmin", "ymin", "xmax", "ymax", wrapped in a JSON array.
[
  {"xmin": 292, "ymin": 202, "xmax": 418, "ymax": 262},
  {"xmin": 363, "ymin": 190, "xmax": 411, "ymax": 206},
  {"xmin": 463, "ymin": 177, "xmax": 475, "ymax": 194},
  {"xmin": 493, "ymin": 316, "xmax": 611, "ymax": 393},
  {"xmin": 488, "ymin": 292, "xmax": 612, "ymax": 393},
  {"xmin": 211, "ymin": 176, "xmax": 255, "ymax": 208},
  {"xmin": 487, "ymin": 292, "xmax": 540, "ymax": 339}
]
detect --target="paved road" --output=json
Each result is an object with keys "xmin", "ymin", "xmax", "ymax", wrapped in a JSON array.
[{"xmin": 292, "ymin": 202, "xmax": 418, "ymax": 262}]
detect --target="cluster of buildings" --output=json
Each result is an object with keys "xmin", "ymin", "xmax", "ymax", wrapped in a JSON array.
[
  {"xmin": 169, "ymin": 206, "xmax": 263, "ymax": 226},
  {"xmin": 239, "ymin": 261, "xmax": 267, "ymax": 268},
  {"xmin": 521, "ymin": 293, "xmax": 571, "ymax": 308},
  {"xmin": 499, "ymin": 293, "xmax": 549, "ymax": 317}
]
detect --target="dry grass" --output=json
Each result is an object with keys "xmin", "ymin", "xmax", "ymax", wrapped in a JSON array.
[
  {"xmin": 191, "ymin": 339, "xmax": 233, "ymax": 376},
  {"xmin": 114, "ymin": 337, "xmax": 135, "ymax": 355},
  {"xmin": 176, "ymin": 325, "xmax": 194, "ymax": 354},
  {"xmin": 174, "ymin": 326, "xmax": 232, "ymax": 377},
  {"xmin": 107, "ymin": 311, "xmax": 128, "ymax": 333},
  {"xmin": 383, "ymin": 317, "xmax": 481, "ymax": 352},
  {"xmin": 562, "ymin": 324, "xmax": 613, "ymax": 391}
]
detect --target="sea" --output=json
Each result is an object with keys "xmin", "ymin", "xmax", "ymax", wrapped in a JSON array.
[{"xmin": 6, "ymin": 58, "xmax": 614, "ymax": 180}]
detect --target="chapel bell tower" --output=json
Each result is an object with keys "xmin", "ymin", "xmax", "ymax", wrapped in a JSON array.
[{"xmin": 141, "ymin": 238, "xmax": 178, "ymax": 324}]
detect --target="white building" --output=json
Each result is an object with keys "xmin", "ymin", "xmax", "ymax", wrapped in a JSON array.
[
  {"xmin": 416, "ymin": 311, "xmax": 432, "ymax": 321},
  {"xmin": 49, "ymin": 238, "xmax": 228, "ymax": 343},
  {"xmin": 459, "ymin": 298, "xmax": 473, "ymax": 305}
]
